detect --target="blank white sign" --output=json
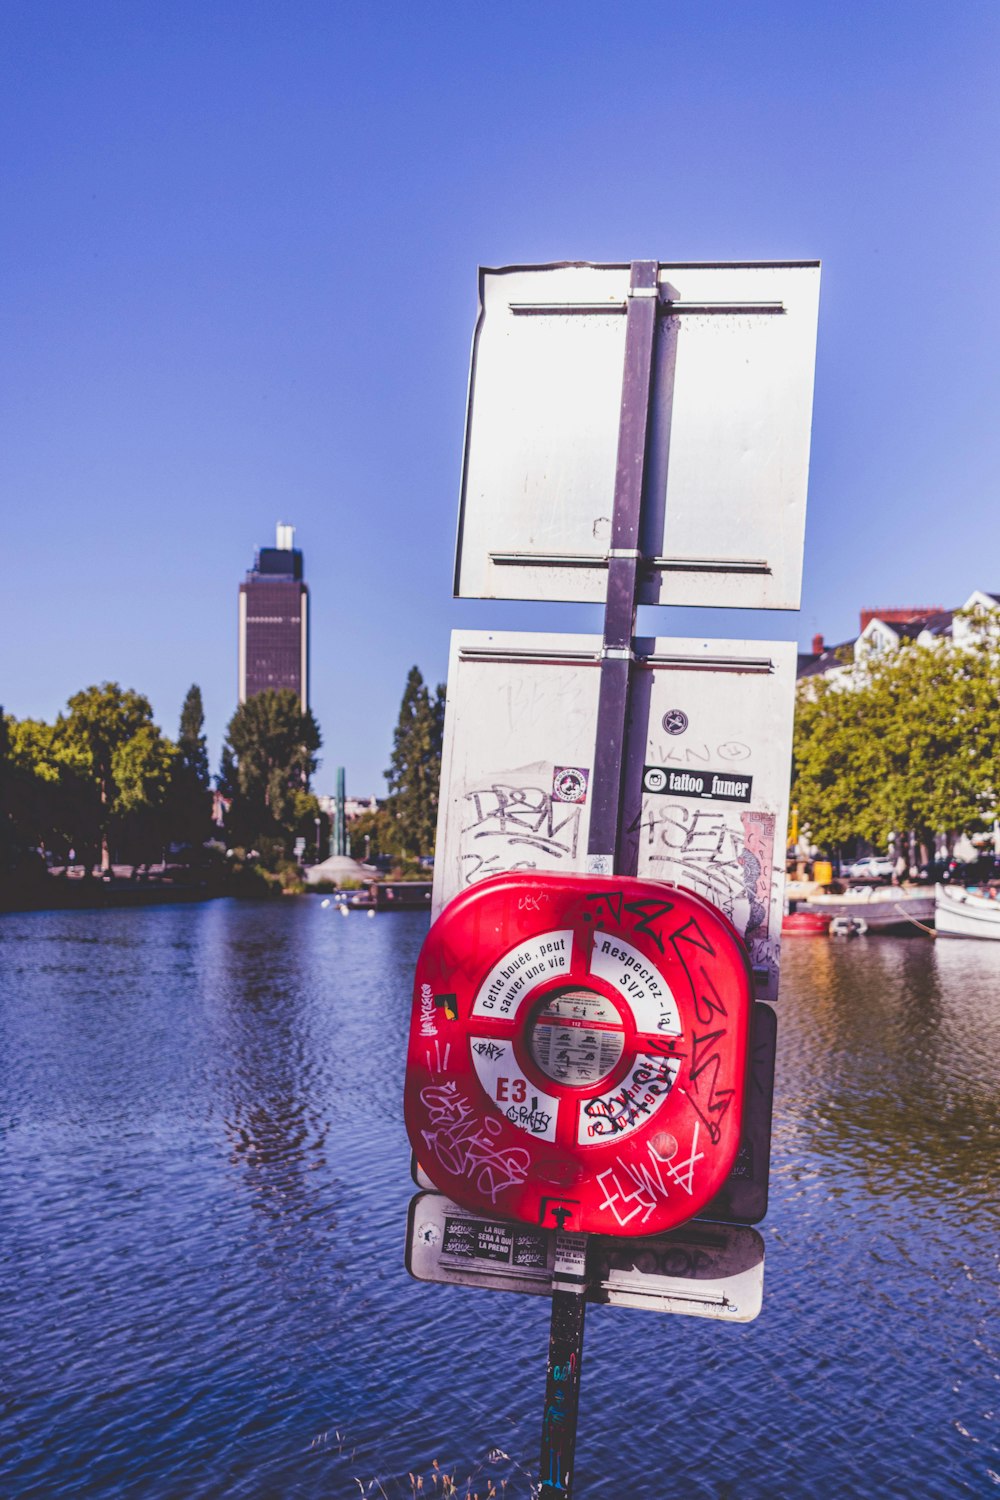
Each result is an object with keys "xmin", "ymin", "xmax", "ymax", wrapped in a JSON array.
[{"xmin": 455, "ymin": 261, "xmax": 820, "ymax": 611}]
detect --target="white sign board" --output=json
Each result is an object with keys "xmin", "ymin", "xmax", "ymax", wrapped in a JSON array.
[
  {"xmin": 455, "ymin": 261, "xmax": 820, "ymax": 611},
  {"xmin": 406, "ymin": 1192, "xmax": 764, "ymax": 1322},
  {"xmin": 432, "ymin": 631, "xmax": 796, "ymax": 1002}
]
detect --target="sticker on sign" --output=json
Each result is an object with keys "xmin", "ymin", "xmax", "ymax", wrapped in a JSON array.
[{"xmin": 643, "ymin": 765, "xmax": 753, "ymax": 803}]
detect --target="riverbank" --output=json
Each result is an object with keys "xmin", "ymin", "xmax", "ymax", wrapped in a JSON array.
[
  {"xmin": 0, "ymin": 868, "xmax": 435, "ymax": 914},
  {"xmin": 0, "ymin": 875, "xmax": 220, "ymax": 913},
  {"xmin": 0, "ymin": 861, "xmax": 270, "ymax": 913}
]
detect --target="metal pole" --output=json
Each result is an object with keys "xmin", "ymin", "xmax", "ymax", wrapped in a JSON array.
[
  {"xmin": 586, "ymin": 258, "xmax": 659, "ymax": 872},
  {"xmin": 537, "ymin": 260, "xmax": 660, "ymax": 1498},
  {"xmin": 335, "ymin": 765, "xmax": 347, "ymax": 857},
  {"xmin": 538, "ymin": 1233, "xmax": 590, "ymax": 1499}
]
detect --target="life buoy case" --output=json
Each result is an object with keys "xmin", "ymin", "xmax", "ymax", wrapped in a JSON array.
[{"xmin": 404, "ymin": 872, "xmax": 753, "ymax": 1238}]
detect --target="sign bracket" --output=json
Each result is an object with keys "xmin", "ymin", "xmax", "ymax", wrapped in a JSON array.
[
  {"xmin": 488, "ymin": 551, "xmax": 772, "ymax": 576},
  {"xmin": 455, "ymin": 643, "xmax": 775, "ymax": 672},
  {"xmin": 508, "ymin": 298, "xmax": 785, "ymax": 316}
]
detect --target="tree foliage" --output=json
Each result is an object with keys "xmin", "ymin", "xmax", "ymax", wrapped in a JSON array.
[
  {"xmin": 384, "ymin": 666, "xmax": 445, "ymax": 860},
  {"xmin": 347, "ymin": 804, "xmax": 400, "ymax": 864},
  {"xmin": 793, "ymin": 630, "xmax": 1000, "ymax": 851},
  {"xmin": 4, "ymin": 715, "xmax": 91, "ymax": 867},
  {"xmin": 4, "ymin": 684, "xmax": 180, "ymax": 869},
  {"xmin": 179, "ymin": 685, "xmax": 210, "ymax": 788},
  {"xmin": 220, "ymin": 689, "xmax": 321, "ymax": 857},
  {"xmin": 173, "ymin": 684, "xmax": 212, "ymax": 846}
]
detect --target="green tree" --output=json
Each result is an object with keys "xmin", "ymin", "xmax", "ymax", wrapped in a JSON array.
[
  {"xmin": 5, "ymin": 688, "xmax": 180, "ymax": 871},
  {"xmin": 179, "ymin": 685, "xmax": 210, "ymax": 789},
  {"xmin": 347, "ymin": 804, "xmax": 398, "ymax": 863},
  {"xmin": 63, "ymin": 684, "xmax": 181, "ymax": 869},
  {"xmin": 113, "ymin": 723, "xmax": 181, "ymax": 865},
  {"xmin": 793, "ymin": 633, "xmax": 1000, "ymax": 856},
  {"xmin": 112, "ymin": 723, "xmax": 178, "ymax": 816},
  {"xmin": 384, "ymin": 667, "xmax": 445, "ymax": 860},
  {"xmin": 0, "ymin": 712, "xmax": 36, "ymax": 871},
  {"xmin": 4, "ymin": 713, "xmax": 98, "ymax": 865},
  {"xmin": 220, "ymin": 689, "xmax": 321, "ymax": 859},
  {"xmin": 0, "ymin": 712, "xmax": 12, "ymax": 868},
  {"xmin": 173, "ymin": 684, "xmax": 213, "ymax": 848}
]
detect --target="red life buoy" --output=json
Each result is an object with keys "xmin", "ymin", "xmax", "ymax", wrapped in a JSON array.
[{"xmin": 404, "ymin": 872, "xmax": 752, "ymax": 1237}]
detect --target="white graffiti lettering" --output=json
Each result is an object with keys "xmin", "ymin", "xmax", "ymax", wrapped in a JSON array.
[
  {"xmin": 596, "ymin": 1125, "xmax": 704, "ymax": 1226},
  {"xmin": 419, "ymin": 1082, "xmax": 530, "ymax": 1203}
]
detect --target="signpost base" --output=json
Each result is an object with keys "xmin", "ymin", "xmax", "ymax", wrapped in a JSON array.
[{"xmin": 539, "ymin": 1233, "xmax": 589, "ymax": 1498}]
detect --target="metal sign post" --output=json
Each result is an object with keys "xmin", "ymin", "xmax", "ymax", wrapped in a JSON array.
[
  {"xmin": 539, "ymin": 1231, "xmax": 590, "ymax": 1498},
  {"xmin": 586, "ymin": 259, "xmax": 659, "ymax": 874},
  {"xmin": 538, "ymin": 260, "xmax": 660, "ymax": 1499},
  {"xmin": 405, "ymin": 254, "xmax": 819, "ymax": 1500}
]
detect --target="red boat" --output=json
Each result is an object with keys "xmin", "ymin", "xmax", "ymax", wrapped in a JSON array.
[{"xmin": 782, "ymin": 909, "xmax": 831, "ymax": 936}]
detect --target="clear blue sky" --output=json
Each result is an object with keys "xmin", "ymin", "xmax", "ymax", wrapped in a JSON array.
[{"xmin": 3, "ymin": 1, "xmax": 998, "ymax": 795}]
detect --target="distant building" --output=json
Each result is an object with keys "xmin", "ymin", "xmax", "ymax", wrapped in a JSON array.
[
  {"xmin": 238, "ymin": 523, "xmax": 309, "ymax": 708},
  {"xmin": 317, "ymin": 794, "xmax": 381, "ymax": 821},
  {"xmin": 798, "ymin": 591, "xmax": 1000, "ymax": 688}
]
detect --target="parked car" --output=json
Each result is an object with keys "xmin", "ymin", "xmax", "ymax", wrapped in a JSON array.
[{"xmin": 842, "ymin": 855, "xmax": 895, "ymax": 881}]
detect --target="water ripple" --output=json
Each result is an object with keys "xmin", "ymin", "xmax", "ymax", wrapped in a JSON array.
[{"xmin": 1, "ymin": 903, "xmax": 997, "ymax": 1497}]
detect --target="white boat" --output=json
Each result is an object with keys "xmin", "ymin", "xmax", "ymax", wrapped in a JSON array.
[
  {"xmin": 934, "ymin": 884, "xmax": 1000, "ymax": 940},
  {"xmin": 800, "ymin": 886, "xmax": 935, "ymax": 933}
]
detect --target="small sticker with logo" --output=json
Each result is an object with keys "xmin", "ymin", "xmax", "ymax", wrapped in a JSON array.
[
  {"xmin": 643, "ymin": 765, "xmax": 753, "ymax": 803},
  {"xmin": 552, "ymin": 766, "xmax": 589, "ymax": 804},
  {"xmin": 661, "ymin": 709, "xmax": 689, "ymax": 736},
  {"xmin": 434, "ymin": 993, "xmax": 459, "ymax": 1021}
]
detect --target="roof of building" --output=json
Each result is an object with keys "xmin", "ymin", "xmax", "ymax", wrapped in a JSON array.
[
  {"xmin": 796, "ymin": 641, "xmax": 854, "ymax": 679},
  {"xmin": 797, "ymin": 600, "xmax": 982, "ymax": 680},
  {"xmin": 893, "ymin": 609, "xmax": 954, "ymax": 640},
  {"xmin": 247, "ymin": 545, "xmax": 304, "ymax": 582},
  {"xmin": 858, "ymin": 605, "xmax": 944, "ymax": 633}
]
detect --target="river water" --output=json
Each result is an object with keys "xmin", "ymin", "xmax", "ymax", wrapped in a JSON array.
[{"xmin": 1, "ymin": 901, "xmax": 996, "ymax": 1498}]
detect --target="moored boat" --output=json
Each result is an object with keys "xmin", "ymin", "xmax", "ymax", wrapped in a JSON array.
[
  {"xmin": 934, "ymin": 884, "xmax": 1000, "ymax": 940},
  {"xmin": 782, "ymin": 909, "xmax": 831, "ymax": 936},
  {"xmin": 799, "ymin": 886, "xmax": 935, "ymax": 934}
]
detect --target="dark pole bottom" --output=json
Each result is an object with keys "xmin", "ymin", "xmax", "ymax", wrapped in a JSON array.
[{"xmin": 539, "ymin": 1235, "xmax": 589, "ymax": 1498}]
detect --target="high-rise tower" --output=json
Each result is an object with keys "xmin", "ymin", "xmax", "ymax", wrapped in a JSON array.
[{"xmin": 238, "ymin": 523, "xmax": 309, "ymax": 708}]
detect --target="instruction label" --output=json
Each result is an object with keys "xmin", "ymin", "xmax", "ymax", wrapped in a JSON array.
[
  {"xmin": 442, "ymin": 1214, "xmax": 548, "ymax": 1269},
  {"xmin": 472, "ymin": 929, "xmax": 573, "ymax": 1018}
]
